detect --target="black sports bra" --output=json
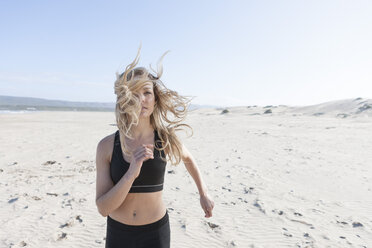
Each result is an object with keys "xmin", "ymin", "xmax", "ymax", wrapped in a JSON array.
[{"xmin": 110, "ymin": 129, "xmax": 167, "ymax": 193}]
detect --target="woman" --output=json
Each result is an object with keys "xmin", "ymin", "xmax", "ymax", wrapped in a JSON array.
[{"xmin": 95, "ymin": 46, "xmax": 215, "ymax": 248}]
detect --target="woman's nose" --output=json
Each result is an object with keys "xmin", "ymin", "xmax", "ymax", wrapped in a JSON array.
[{"xmin": 140, "ymin": 93, "xmax": 146, "ymax": 102}]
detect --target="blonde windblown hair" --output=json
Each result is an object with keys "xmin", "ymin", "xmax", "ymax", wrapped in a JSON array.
[{"xmin": 114, "ymin": 46, "xmax": 194, "ymax": 166}]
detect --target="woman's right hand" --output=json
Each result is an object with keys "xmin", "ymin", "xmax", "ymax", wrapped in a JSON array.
[{"xmin": 127, "ymin": 144, "xmax": 154, "ymax": 179}]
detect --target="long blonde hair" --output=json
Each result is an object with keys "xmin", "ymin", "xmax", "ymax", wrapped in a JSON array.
[{"xmin": 114, "ymin": 46, "xmax": 194, "ymax": 166}]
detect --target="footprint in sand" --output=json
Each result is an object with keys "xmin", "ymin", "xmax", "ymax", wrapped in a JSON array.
[
  {"xmin": 238, "ymin": 197, "xmax": 248, "ymax": 204},
  {"xmin": 204, "ymin": 221, "xmax": 221, "ymax": 234},
  {"xmin": 46, "ymin": 192, "xmax": 58, "ymax": 196},
  {"xmin": 226, "ymin": 240, "xmax": 237, "ymax": 247},
  {"xmin": 43, "ymin": 160, "xmax": 57, "ymax": 165},
  {"xmin": 8, "ymin": 197, "xmax": 19, "ymax": 203},
  {"xmin": 76, "ymin": 215, "xmax": 83, "ymax": 223},
  {"xmin": 178, "ymin": 219, "xmax": 186, "ymax": 229},
  {"xmin": 206, "ymin": 221, "xmax": 219, "ymax": 229},
  {"xmin": 352, "ymin": 221, "xmax": 363, "ymax": 228},
  {"xmin": 243, "ymin": 187, "xmax": 255, "ymax": 194},
  {"xmin": 336, "ymin": 220, "xmax": 348, "ymax": 225},
  {"xmin": 61, "ymin": 198, "xmax": 75, "ymax": 209},
  {"xmin": 253, "ymin": 199, "xmax": 266, "ymax": 214},
  {"xmin": 60, "ymin": 215, "xmax": 83, "ymax": 229},
  {"xmin": 282, "ymin": 227, "xmax": 293, "ymax": 238},
  {"xmin": 222, "ymin": 186, "xmax": 232, "ymax": 192},
  {"xmin": 57, "ymin": 232, "xmax": 67, "ymax": 241},
  {"xmin": 60, "ymin": 221, "xmax": 73, "ymax": 228},
  {"xmin": 271, "ymin": 209, "xmax": 284, "ymax": 215}
]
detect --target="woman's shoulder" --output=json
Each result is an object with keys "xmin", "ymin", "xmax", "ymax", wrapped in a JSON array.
[{"xmin": 97, "ymin": 131, "xmax": 117, "ymax": 156}]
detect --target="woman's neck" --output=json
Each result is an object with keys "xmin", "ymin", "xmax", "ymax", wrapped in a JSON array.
[{"xmin": 130, "ymin": 120, "xmax": 154, "ymax": 140}]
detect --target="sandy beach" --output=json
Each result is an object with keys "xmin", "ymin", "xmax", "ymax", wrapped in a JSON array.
[{"xmin": 1, "ymin": 98, "xmax": 372, "ymax": 247}]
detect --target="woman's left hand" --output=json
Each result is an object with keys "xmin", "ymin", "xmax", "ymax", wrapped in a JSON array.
[{"xmin": 200, "ymin": 193, "xmax": 214, "ymax": 218}]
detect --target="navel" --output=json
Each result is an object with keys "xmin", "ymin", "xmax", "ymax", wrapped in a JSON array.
[{"xmin": 133, "ymin": 210, "xmax": 137, "ymax": 218}]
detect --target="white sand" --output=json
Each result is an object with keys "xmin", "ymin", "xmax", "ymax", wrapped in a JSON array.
[{"xmin": 1, "ymin": 98, "xmax": 371, "ymax": 247}]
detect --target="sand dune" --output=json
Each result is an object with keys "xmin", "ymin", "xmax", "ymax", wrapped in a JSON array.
[
  {"xmin": 289, "ymin": 98, "xmax": 372, "ymax": 117},
  {"xmin": 214, "ymin": 97, "xmax": 372, "ymax": 118}
]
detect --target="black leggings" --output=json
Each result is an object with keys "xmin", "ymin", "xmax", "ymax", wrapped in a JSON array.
[{"xmin": 105, "ymin": 210, "xmax": 170, "ymax": 248}]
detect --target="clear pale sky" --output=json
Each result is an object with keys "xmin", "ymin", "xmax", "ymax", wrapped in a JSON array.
[{"xmin": 1, "ymin": 0, "xmax": 371, "ymax": 107}]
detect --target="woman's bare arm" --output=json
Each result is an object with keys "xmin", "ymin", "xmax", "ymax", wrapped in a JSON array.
[
  {"xmin": 95, "ymin": 136, "xmax": 135, "ymax": 217},
  {"xmin": 181, "ymin": 143, "xmax": 215, "ymax": 217},
  {"xmin": 180, "ymin": 143, "xmax": 208, "ymax": 196}
]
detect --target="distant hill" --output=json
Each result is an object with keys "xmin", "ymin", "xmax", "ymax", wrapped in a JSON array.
[
  {"xmin": 0, "ymin": 95, "xmax": 218, "ymax": 112},
  {"xmin": 0, "ymin": 95, "xmax": 115, "ymax": 111}
]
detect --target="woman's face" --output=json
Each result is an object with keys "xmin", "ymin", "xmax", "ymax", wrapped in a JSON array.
[{"xmin": 135, "ymin": 82, "xmax": 156, "ymax": 118}]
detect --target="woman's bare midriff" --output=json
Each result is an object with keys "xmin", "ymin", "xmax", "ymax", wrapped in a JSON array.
[{"xmin": 108, "ymin": 191, "xmax": 167, "ymax": 225}]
